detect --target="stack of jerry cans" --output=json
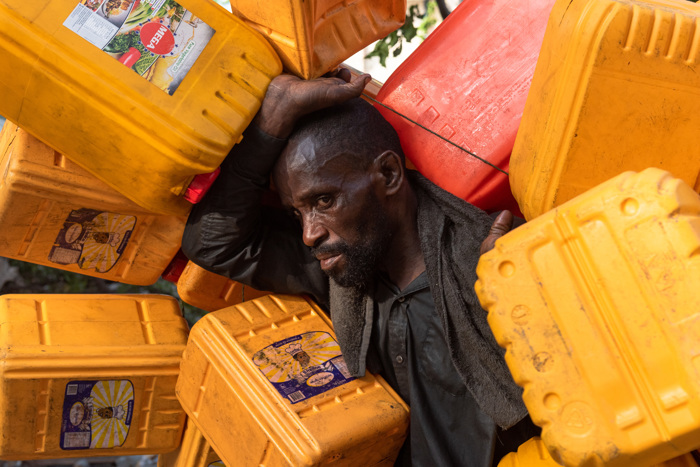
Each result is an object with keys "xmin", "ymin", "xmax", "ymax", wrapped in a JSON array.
[
  {"xmin": 225, "ymin": 0, "xmax": 406, "ymax": 78},
  {"xmin": 176, "ymin": 294, "xmax": 410, "ymax": 466},
  {"xmin": 509, "ymin": 0, "xmax": 700, "ymax": 220},
  {"xmin": 476, "ymin": 168, "xmax": 700, "ymax": 466},
  {"xmin": 0, "ymin": 294, "xmax": 189, "ymax": 460},
  {"xmin": 0, "ymin": 0, "xmax": 281, "ymax": 215},
  {"xmin": 0, "ymin": 122, "xmax": 185, "ymax": 285},
  {"xmin": 374, "ymin": 0, "xmax": 556, "ymax": 215},
  {"xmin": 158, "ymin": 420, "xmax": 222, "ymax": 467},
  {"xmin": 498, "ymin": 438, "xmax": 700, "ymax": 467}
]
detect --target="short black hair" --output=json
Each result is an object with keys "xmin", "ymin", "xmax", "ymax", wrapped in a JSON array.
[{"xmin": 288, "ymin": 98, "xmax": 405, "ymax": 169}]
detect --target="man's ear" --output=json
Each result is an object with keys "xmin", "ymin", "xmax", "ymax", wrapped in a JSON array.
[{"xmin": 373, "ymin": 150, "xmax": 404, "ymax": 196}]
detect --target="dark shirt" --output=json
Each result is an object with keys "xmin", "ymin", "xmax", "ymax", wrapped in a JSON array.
[
  {"xmin": 372, "ymin": 272, "xmax": 539, "ymax": 466},
  {"xmin": 373, "ymin": 272, "xmax": 498, "ymax": 466},
  {"xmin": 182, "ymin": 125, "xmax": 539, "ymax": 466}
]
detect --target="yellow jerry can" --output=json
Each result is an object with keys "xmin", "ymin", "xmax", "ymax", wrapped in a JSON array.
[
  {"xmin": 0, "ymin": 0, "xmax": 281, "ymax": 215},
  {"xmin": 0, "ymin": 294, "xmax": 190, "ymax": 460},
  {"xmin": 0, "ymin": 122, "xmax": 185, "ymax": 285},
  {"xmin": 174, "ymin": 260, "xmax": 269, "ymax": 312},
  {"xmin": 497, "ymin": 437, "xmax": 564, "ymax": 467},
  {"xmin": 176, "ymin": 294, "xmax": 410, "ymax": 466},
  {"xmin": 499, "ymin": 438, "xmax": 700, "ymax": 467},
  {"xmin": 509, "ymin": 0, "xmax": 700, "ymax": 220},
  {"xmin": 476, "ymin": 169, "xmax": 700, "ymax": 466},
  {"xmin": 158, "ymin": 420, "xmax": 223, "ymax": 467},
  {"xmin": 226, "ymin": 0, "xmax": 406, "ymax": 78}
]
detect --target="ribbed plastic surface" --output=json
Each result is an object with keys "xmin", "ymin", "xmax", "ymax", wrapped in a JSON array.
[
  {"xmin": 176, "ymin": 261, "xmax": 269, "ymax": 312},
  {"xmin": 226, "ymin": 0, "xmax": 405, "ymax": 79},
  {"xmin": 374, "ymin": 0, "xmax": 557, "ymax": 216},
  {"xmin": 0, "ymin": 294, "xmax": 190, "ymax": 460},
  {"xmin": 0, "ymin": 0, "xmax": 281, "ymax": 215},
  {"xmin": 0, "ymin": 123, "xmax": 185, "ymax": 285},
  {"xmin": 476, "ymin": 169, "xmax": 700, "ymax": 466},
  {"xmin": 176, "ymin": 294, "xmax": 409, "ymax": 466},
  {"xmin": 509, "ymin": 0, "xmax": 700, "ymax": 220},
  {"xmin": 157, "ymin": 420, "xmax": 222, "ymax": 467}
]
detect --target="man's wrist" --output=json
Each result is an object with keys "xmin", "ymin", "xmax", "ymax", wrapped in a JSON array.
[{"xmin": 252, "ymin": 109, "xmax": 297, "ymax": 140}]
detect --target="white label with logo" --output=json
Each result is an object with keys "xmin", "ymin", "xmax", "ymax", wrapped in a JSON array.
[{"xmin": 63, "ymin": 0, "xmax": 215, "ymax": 95}]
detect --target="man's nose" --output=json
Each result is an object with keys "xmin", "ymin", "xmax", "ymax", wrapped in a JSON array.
[{"xmin": 301, "ymin": 213, "xmax": 328, "ymax": 248}]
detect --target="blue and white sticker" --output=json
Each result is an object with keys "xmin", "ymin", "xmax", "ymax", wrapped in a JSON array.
[
  {"xmin": 253, "ymin": 331, "xmax": 354, "ymax": 404},
  {"xmin": 61, "ymin": 380, "xmax": 134, "ymax": 450}
]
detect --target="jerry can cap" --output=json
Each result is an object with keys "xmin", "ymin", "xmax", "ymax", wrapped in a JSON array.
[
  {"xmin": 162, "ymin": 250, "xmax": 189, "ymax": 283},
  {"xmin": 184, "ymin": 167, "xmax": 221, "ymax": 204}
]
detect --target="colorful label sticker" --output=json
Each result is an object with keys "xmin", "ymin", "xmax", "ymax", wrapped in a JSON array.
[
  {"xmin": 61, "ymin": 380, "xmax": 135, "ymax": 450},
  {"xmin": 63, "ymin": 0, "xmax": 215, "ymax": 95},
  {"xmin": 49, "ymin": 208, "xmax": 136, "ymax": 273},
  {"xmin": 253, "ymin": 331, "xmax": 355, "ymax": 404}
]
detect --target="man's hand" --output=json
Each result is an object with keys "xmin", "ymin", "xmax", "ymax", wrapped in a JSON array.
[
  {"xmin": 255, "ymin": 68, "xmax": 371, "ymax": 139},
  {"xmin": 480, "ymin": 210, "xmax": 514, "ymax": 255}
]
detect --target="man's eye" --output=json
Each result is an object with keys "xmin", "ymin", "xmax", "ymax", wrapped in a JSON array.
[{"xmin": 316, "ymin": 195, "xmax": 333, "ymax": 208}]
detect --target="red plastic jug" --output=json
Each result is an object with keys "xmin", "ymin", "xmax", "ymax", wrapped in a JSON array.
[{"xmin": 374, "ymin": 0, "xmax": 557, "ymax": 216}]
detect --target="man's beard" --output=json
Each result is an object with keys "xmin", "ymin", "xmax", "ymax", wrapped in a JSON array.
[{"xmin": 311, "ymin": 205, "xmax": 390, "ymax": 292}]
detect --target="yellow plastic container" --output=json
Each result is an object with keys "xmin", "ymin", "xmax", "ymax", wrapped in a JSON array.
[
  {"xmin": 0, "ymin": 0, "xmax": 281, "ymax": 215},
  {"xmin": 0, "ymin": 122, "xmax": 185, "ymax": 285},
  {"xmin": 476, "ymin": 168, "xmax": 700, "ymax": 466},
  {"xmin": 509, "ymin": 0, "xmax": 700, "ymax": 220},
  {"xmin": 499, "ymin": 438, "xmax": 700, "ymax": 467},
  {"xmin": 176, "ymin": 261, "xmax": 269, "ymax": 312},
  {"xmin": 158, "ymin": 420, "xmax": 222, "ymax": 467},
  {"xmin": 226, "ymin": 0, "xmax": 406, "ymax": 78},
  {"xmin": 176, "ymin": 294, "xmax": 409, "ymax": 466},
  {"xmin": 497, "ymin": 437, "xmax": 562, "ymax": 467},
  {"xmin": 0, "ymin": 294, "xmax": 190, "ymax": 460}
]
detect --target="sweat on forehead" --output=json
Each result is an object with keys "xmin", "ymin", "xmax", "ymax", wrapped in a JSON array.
[{"xmin": 284, "ymin": 98, "xmax": 405, "ymax": 170}]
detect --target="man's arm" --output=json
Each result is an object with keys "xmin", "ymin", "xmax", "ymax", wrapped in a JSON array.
[{"xmin": 181, "ymin": 70, "xmax": 370, "ymax": 308}]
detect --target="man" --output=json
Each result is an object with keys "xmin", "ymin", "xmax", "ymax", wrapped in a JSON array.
[{"xmin": 182, "ymin": 70, "xmax": 539, "ymax": 466}]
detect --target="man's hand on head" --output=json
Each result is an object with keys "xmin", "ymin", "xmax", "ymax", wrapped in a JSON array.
[
  {"xmin": 254, "ymin": 69, "xmax": 371, "ymax": 139},
  {"xmin": 480, "ymin": 210, "xmax": 514, "ymax": 255}
]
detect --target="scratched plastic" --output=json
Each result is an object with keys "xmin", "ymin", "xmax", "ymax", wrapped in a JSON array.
[
  {"xmin": 0, "ymin": 123, "xmax": 185, "ymax": 285},
  {"xmin": 0, "ymin": 294, "xmax": 189, "ymax": 460},
  {"xmin": 226, "ymin": 0, "xmax": 406, "ymax": 78},
  {"xmin": 0, "ymin": 0, "xmax": 281, "ymax": 215},
  {"xmin": 509, "ymin": 0, "xmax": 700, "ymax": 220},
  {"xmin": 477, "ymin": 168, "xmax": 700, "ymax": 466},
  {"xmin": 176, "ymin": 294, "xmax": 409, "ymax": 466},
  {"xmin": 375, "ymin": 0, "xmax": 557, "ymax": 215}
]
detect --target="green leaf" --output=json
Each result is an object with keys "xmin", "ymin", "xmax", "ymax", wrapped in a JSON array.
[
  {"xmin": 388, "ymin": 31, "xmax": 400, "ymax": 47},
  {"xmin": 404, "ymin": 22, "xmax": 418, "ymax": 42}
]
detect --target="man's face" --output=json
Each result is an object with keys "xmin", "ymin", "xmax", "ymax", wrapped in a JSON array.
[{"xmin": 273, "ymin": 138, "xmax": 391, "ymax": 290}]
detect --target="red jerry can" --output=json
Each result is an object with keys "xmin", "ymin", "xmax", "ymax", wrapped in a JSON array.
[{"xmin": 375, "ymin": 0, "xmax": 557, "ymax": 216}]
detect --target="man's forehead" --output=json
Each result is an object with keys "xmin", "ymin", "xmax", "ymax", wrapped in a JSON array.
[{"xmin": 276, "ymin": 135, "xmax": 360, "ymax": 178}]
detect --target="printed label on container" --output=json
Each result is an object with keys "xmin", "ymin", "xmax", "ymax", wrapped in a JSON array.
[
  {"xmin": 253, "ymin": 331, "xmax": 355, "ymax": 404},
  {"xmin": 49, "ymin": 208, "xmax": 136, "ymax": 273},
  {"xmin": 61, "ymin": 380, "xmax": 135, "ymax": 450},
  {"xmin": 63, "ymin": 0, "xmax": 215, "ymax": 95}
]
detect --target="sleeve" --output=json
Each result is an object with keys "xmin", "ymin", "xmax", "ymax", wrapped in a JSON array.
[{"xmin": 181, "ymin": 124, "xmax": 330, "ymax": 308}]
